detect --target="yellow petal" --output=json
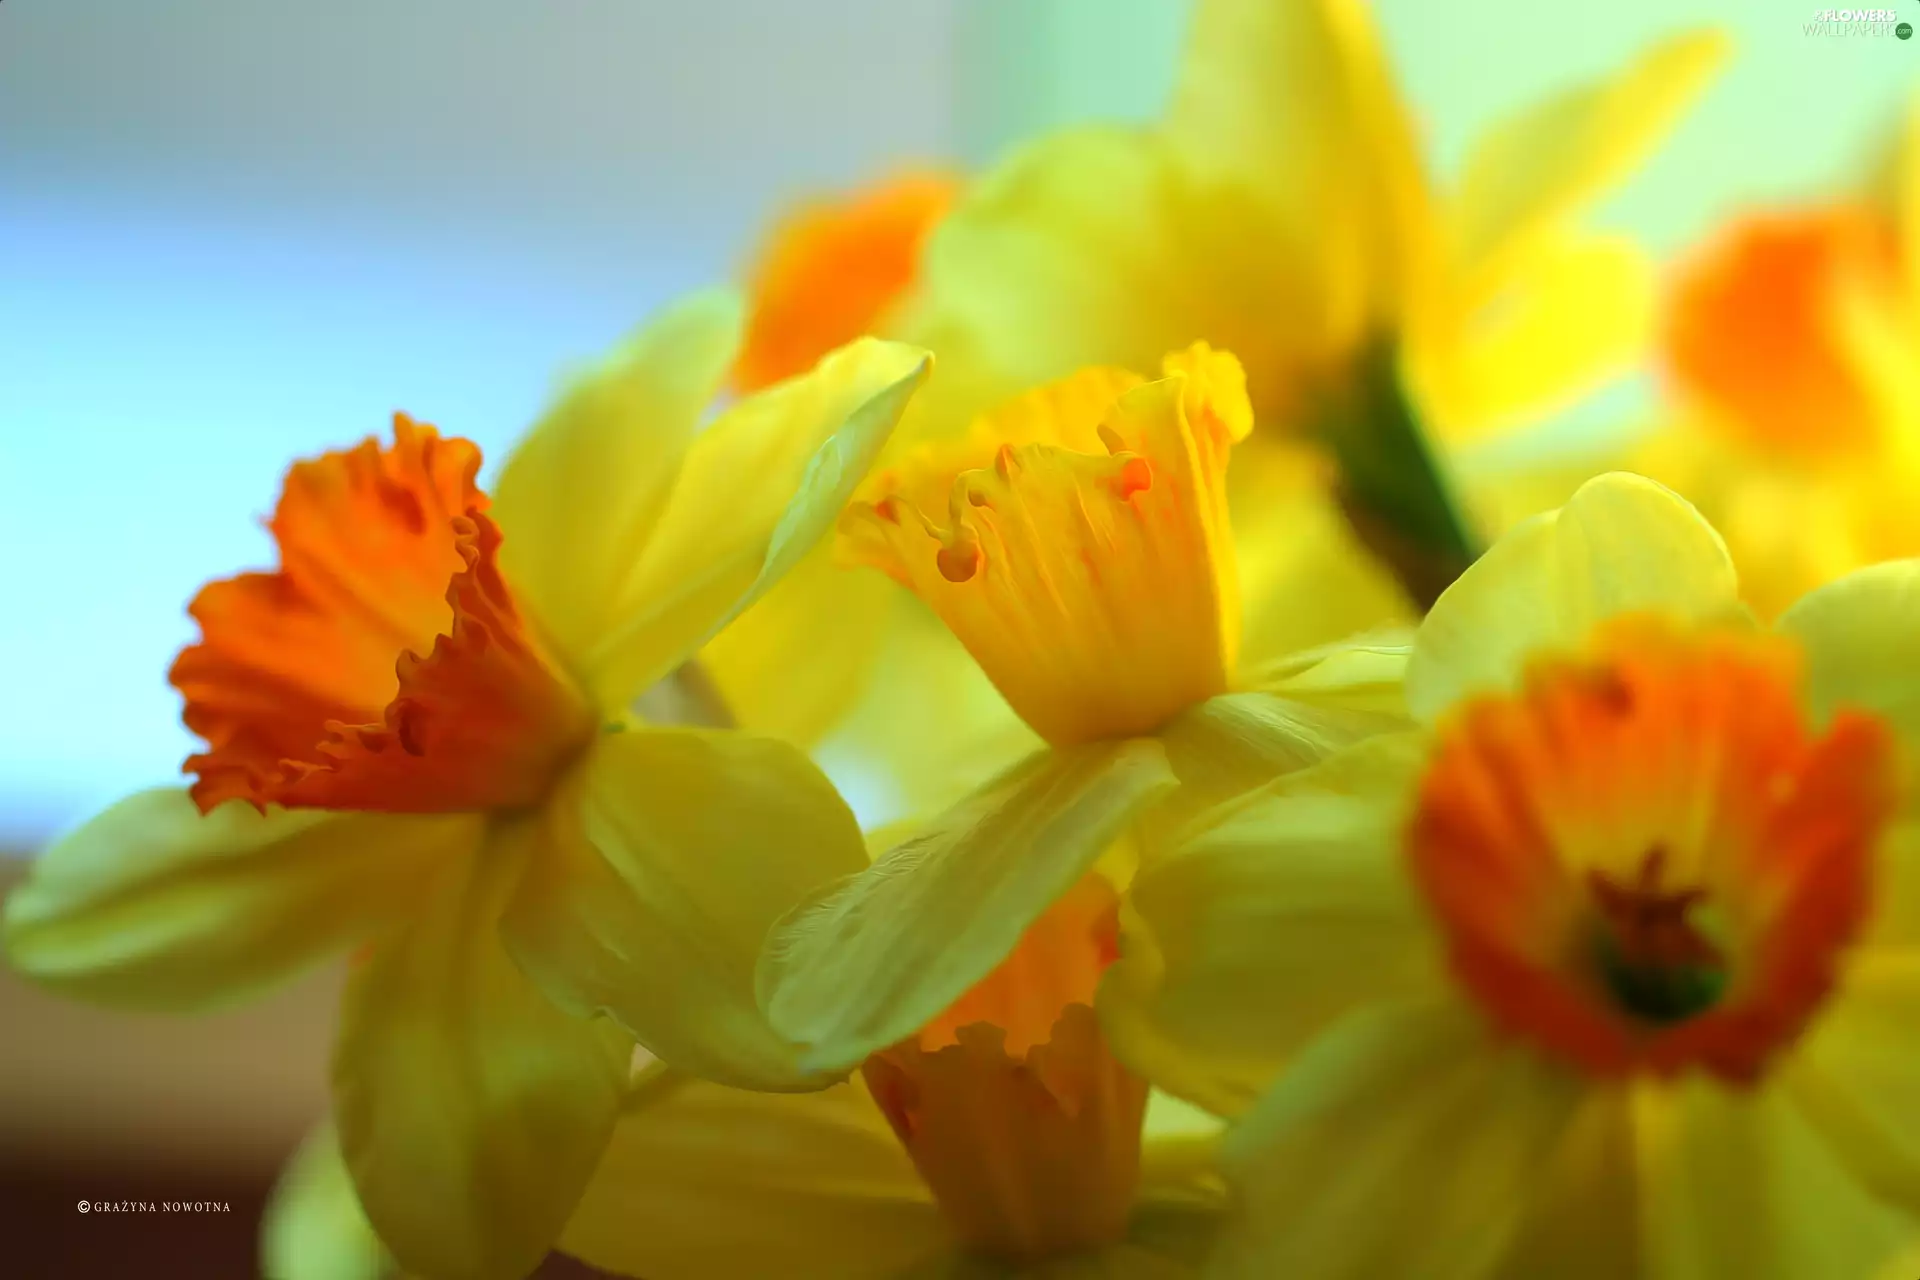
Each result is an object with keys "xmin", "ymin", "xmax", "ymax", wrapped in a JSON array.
[
  {"xmin": 2, "ymin": 791, "xmax": 473, "ymax": 1010},
  {"xmin": 1636, "ymin": 1073, "xmax": 1911, "ymax": 1279},
  {"xmin": 1149, "ymin": 684, "xmax": 1410, "ymax": 843},
  {"xmin": 912, "ymin": 126, "xmax": 1315, "ymax": 427},
  {"xmin": 1776, "ymin": 558, "xmax": 1920, "ymax": 741},
  {"xmin": 1407, "ymin": 472, "xmax": 1741, "ymax": 724},
  {"xmin": 1211, "ymin": 1001, "xmax": 1582, "ymax": 1279},
  {"xmin": 1878, "ymin": 1241, "xmax": 1920, "ymax": 1280},
  {"xmin": 500, "ymin": 726, "xmax": 867, "ymax": 1092},
  {"xmin": 582, "ymin": 338, "xmax": 932, "ymax": 707},
  {"xmin": 261, "ymin": 1121, "xmax": 395, "ymax": 1280},
  {"xmin": 1102, "ymin": 734, "xmax": 1438, "ymax": 1116},
  {"xmin": 761, "ymin": 739, "xmax": 1177, "ymax": 1073},
  {"xmin": 697, "ymin": 541, "xmax": 893, "ymax": 747},
  {"xmin": 813, "ymin": 594, "xmax": 1042, "ymax": 829},
  {"xmin": 1489, "ymin": 1091, "xmax": 1641, "ymax": 1280},
  {"xmin": 492, "ymin": 288, "xmax": 743, "ymax": 705},
  {"xmin": 1783, "ymin": 950, "xmax": 1920, "ymax": 1217},
  {"xmin": 561, "ymin": 1072, "xmax": 947, "ymax": 1280},
  {"xmin": 1168, "ymin": 0, "xmax": 1433, "ymax": 342},
  {"xmin": 334, "ymin": 829, "xmax": 630, "ymax": 1280},
  {"xmin": 1449, "ymin": 28, "xmax": 1729, "ymax": 291},
  {"xmin": 1414, "ymin": 232, "xmax": 1655, "ymax": 442},
  {"xmin": 1229, "ymin": 443, "xmax": 1414, "ymax": 668}
]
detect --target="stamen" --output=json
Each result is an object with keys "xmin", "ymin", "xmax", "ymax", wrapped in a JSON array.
[{"xmin": 1587, "ymin": 847, "xmax": 1727, "ymax": 1025}]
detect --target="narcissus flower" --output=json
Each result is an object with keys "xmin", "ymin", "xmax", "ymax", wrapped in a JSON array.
[
  {"xmin": 914, "ymin": 0, "xmax": 1723, "ymax": 444},
  {"xmin": 746, "ymin": 345, "xmax": 1406, "ymax": 1270},
  {"xmin": 906, "ymin": 0, "xmax": 1725, "ymax": 620},
  {"xmin": 561, "ymin": 873, "xmax": 1229, "ymax": 1278},
  {"xmin": 1, "ymin": 291, "xmax": 930, "ymax": 1280},
  {"xmin": 1641, "ymin": 103, "xmax": 1920, "ymax": 619},
  {"xmin": 1107, "ymin": 473, "xmax": 1920, "ymax": 1277}
]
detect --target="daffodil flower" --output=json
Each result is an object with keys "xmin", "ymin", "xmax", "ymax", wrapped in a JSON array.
[
  {"xmin": 1, "ymin": 291, "xmax": 931, "ymax": 1280},
  {"xmin": 906, "ymin": 0, "xmax": 1725, "ymax": 624},
  {"xmin": 1638, "ymin": 98, "xmax": 1920, "ymax": 620},
  {"xmin": 1107, "ymin": 473, "xmax": 1920, "ymax": 1276},
  {"xmin": 560, "ymin": 871, "xmax": 1230, "ymax": 1278},
  {"xmin": 743, "ymin": 344, "xmax": 1406, "ymax": 1268}
]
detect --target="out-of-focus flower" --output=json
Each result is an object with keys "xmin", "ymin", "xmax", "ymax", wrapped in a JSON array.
[
  {"xmin": 1106, "ymin": 473, "xmax": 1920, "ymax": 1276},
  {"xmin": 905, "ymin": 0, "xmax": 1726, "ymax": 611},
  {"xmin": 743, "ymin": 347, "xmax": 1406, "ymax": 1271},
  {"xmin": 733, "ymin": 171, "xmax": 962, "ymax": 394},
  {"xmin": 1641, "ymin": 103, "xmax": 1920, "ymax": 619},
  {"xmin": 562, "ymin": 875, "xmax": 1228, "ymax": 1278},
  {"xmin": 1, "ymin": 291, "xmax": 930, "ymax": 1280}
]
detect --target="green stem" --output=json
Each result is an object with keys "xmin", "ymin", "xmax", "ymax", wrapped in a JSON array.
[{"xmin": 1313, "ymin": 336, "xmax": 1483, "ymax": 612}]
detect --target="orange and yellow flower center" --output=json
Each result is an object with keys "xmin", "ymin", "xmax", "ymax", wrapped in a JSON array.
[
  {"xmin": 1665, "ymin": 207, "xmax": 1900, "ymax": 460},
  {"xmin": 840, "ymin": 346, "xmax": 1252, "ymax": 747},
  {"xmin": 861, "ymin": 875, "xmax": 1146, "ymax": 1264},
  {"xmin": 732, "ymin": 171, "xmax": 960, "ymax": 393},
  {"xmin": 1408, "ymin": 616, "xmax": 1894, "ymax": 1084},
  {"xmin": 171, "ymin": 414, "xmax": 595, "ymax": 815}
]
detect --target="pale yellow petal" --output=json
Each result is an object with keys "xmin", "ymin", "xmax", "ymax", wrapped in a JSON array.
[
  {"xmin": 1149, "ymin": 685, "xmax": 1409, "ymax": 844},
  {"xmin": 1489, "ymin": 1090, "xmax": 1641, "ymax": 1280},
  {"xmin": 1415, "ymin": 232, "xmax": 1655, "ymax": 442},
  {"xmin": 1776, "ymin": 558, "xmax": 1920, "ymax": 740},
  {"xmin": 761, "ymin": 740, "xmax": 1177, "ymax": 1073},
  {"xmin": 1168, "ymin": 0, "xmax": 1433, "ymax": 341},
  {"xmin": 1449, "ymin": 29, "xmax": 1729, "ymax": 290},
  {"xmin": 1783, "ymin": 950, "xmax": 1920, "ymax": 1217},
  {"xmin": 1407, "ymin": 472, "xmax": 1741, "ymax": 724},
  {"xmin": 1228, "ymin": 441, "xmax": 1415, "ymax": 669},
  {"xmin": 492, "ymin": 289, "xmax": 743, "ymax": 705},
  {"xmin": 334, "ymin": 829, "xmax": 630, "ymax": 1280},
  {"xmin": 1877, "ymin": 1240, "xmax": 1920, "ymax": 1280},
  {"xmin": 561, "ymin": 1072, "xmax": 948, "ymax": 1280},
  {"xmin": 501, "ymin": 726, "xmax": 867, "ymax": 1092},
  {"xmin": 1211, "ymin": 1000, "xmax": 1581, "ymax": 1280},
  {"xmin": 1102, "ymin": 734, "xmax": 1437, "ymax": 1116},
  {"xmin": 697, "ymin": 540, "xmax": 893, "ymax": 746},
  {"xmin": 2, "ymin": 791, "xmax": 472, "ymax": 1010},
  {"xmin": 1635, "ymin": 1073, "xmax": 1911, "ymax": 1279},
  {"xmin": 911, "ymin": 126, "xmax": 1313, "ymax": 426},
  {"xmin": 581, "ymin": 338, "xmax": 932, "ymax": 707},
  {"xmin": 261, "ymin": 1121, "xmax": 395, "ymax": 1280}
]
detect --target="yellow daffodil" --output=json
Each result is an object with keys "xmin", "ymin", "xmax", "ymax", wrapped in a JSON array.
[
  {"xmin": 905, "ymin": 0, "xmax": 1726, "ymax": 618},
  {"xmin": 1639, "ymin": 100, "xmax": 1920, "ymax": 620},
  {"xmin": 914, "ymin": 0, "xmax": 1724, "ymax": 442},
  {"xmin": 1, "ymin": 291, "xmax": 930, "ymax": 1280},
  {"xmin": 738, "ymin": 345, "xmax": 1405, "ymax": 1271},
  {"xmin": 561, "ymin": 873, "xmax": 1229, "ymax": 1278},
  {"xmin": 1106, "ymin": 473, "xmax": 1920, "ymax": 1277}
]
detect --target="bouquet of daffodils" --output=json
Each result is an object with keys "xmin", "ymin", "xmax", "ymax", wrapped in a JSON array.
[{"xmin": 12, "ymin": 3, "xmax": 1920, "ymax": 1277}]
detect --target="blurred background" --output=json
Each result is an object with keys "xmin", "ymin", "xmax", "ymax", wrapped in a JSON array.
[{"xmin": 0, "ymin": 0, "xmax": 1913, "ymax": 1273}]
